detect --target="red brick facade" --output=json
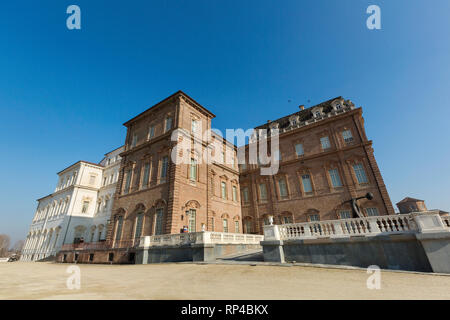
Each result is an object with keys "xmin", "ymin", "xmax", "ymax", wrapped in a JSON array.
[{"xmin": 105, "ymin": 92, "xmax": 394, "ymax": 242}]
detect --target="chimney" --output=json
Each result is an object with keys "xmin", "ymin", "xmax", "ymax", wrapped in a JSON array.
[
  {"xmin": 267, "ymin": 120, "xmax": 271, "ymax": 123},
  {"xmin": 299, "ymin": 105, "xmax": 305, "ymax": 111}
]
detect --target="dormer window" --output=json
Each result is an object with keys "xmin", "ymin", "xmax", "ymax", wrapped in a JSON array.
[
  {"xmin": 315, "ymin": 111, "xmax": 321, "ymax": 118},
  {"xmin": 289, "ymin": 115, "xmax": 299, "ymax": 127},
  {"xmin": 335, "ymin": 103, "xmax": 342, "ymax": 110}
]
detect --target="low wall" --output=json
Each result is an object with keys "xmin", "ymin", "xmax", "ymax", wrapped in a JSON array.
[
  {"xmin": 56, "ymin": 248, "xmax": 136, "ymax": 264},
  {"xmin": 262, "ymin": 212, "xmax": 450, "ymax": 273},
  {"xmin": 136, "ymin": 243, "xmax": 261, "ymax": 264},
  {"xmin": 262, "ymin": 234, "xmax": 432, "ymax": 272},
  {"xmin": 55, "ymin": 231, "xmax": 263, "ymax": 264}
]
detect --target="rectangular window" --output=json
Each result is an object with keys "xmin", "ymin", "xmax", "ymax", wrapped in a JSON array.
[
  {"xmin": 222, "ymin": 151, "xmax": 226, "ymax": 164},
  {"xmin": 131, "ymin": 133, "xmax": 138, "ymax": 147},
  {"xmin": 165, "ymin": 117, "xmax": 172, "ymax": 132},
  {"xmin": 283, "ymin": 216, "xmax": 293, "ymax": 224},
  {"xmin": 160, "ymin": 156, "xmax": 169, "ymax": 179},
  {"xmin": 155, "ymin": 208, "xmax": 164, "ymax": 235},
  {"xmin": 275, "ymin": 150, "xmax": 281, "ymax": 161},
  {"xmin": 309, "ymin": 214, "xmax": 320, "ymax": 222},
  {"xmin": 245, "ymin": 220, "xmax": 253, "ymax": 233},
  {"xmin": 366, "ymin": 208, "xmax": 379, "ymax": 217},
  {"xmin": 329, "ymin": 169, "xmax": 343, "ymax": 188},
  {"xmin": 124, "ymin": 169, "xmax": 132, "ymax": 194},
  {"xmin": 191, "ymin": 119, "xmax": 198, "ymax": 133},
  {"xmin": 235, "ymin": 221, "xmax": 239, "ymax": 233},
  {"xmin": 89, "ymin": 175, "xmax": 96, "ymax": 185},
  {"xmin": 188, "ymin": 209, "xmax": 196, "ymax": 232},
  {"xmin": 320, "ymin": 136, "xmax": 331, "ymax": 150},
  {"xmin": 211, "ymin": 217, "xmax": 214, "ymax": 231},
  {"xmin": 223, "ymin": 219, "xmax": 228, "ymax": 233},
  {"xmin": 232, "ymin": 186, "xmax": 237, "ymax": 202},
  {"xmin": 149, "ymin": 126, "xmax": 155, "ymax": 139},
  {"xmin": 81, "ymin": 201, "xmax": 89, "ymax": 213},
  {"xmin": 343, "ymin": 130, "xmax": 353, "ymax": 143},
  {"xmin": 259, "ymin": 183, "xmax": 268, "ymax": 201},
  {"xmin": 190, "ymin": 158, "xmax": 197, "ymax": 181},
  {"xmin": 142, "ymin": 162, "xmax": 150, "ymax": 187},
  {"xmin": 295, "ymin": 143, "xmax": 304, "ymax": 156},
  {"xmin": 104, "ymin": 198, "xmax": 110, "ymax": 211},
  {"xmin": 339, "ymin": 211, "xmax": 352, "ymax": 219},
  {"xmin": 103, "ymin": 177, "xmax": 107, "ymax": 186},
  {"xmin": 301, "ymin": 174, "xmax": 313, "ymax": 193},
  {"xmin": 353, "ymin": 164, "xmax": 368, "ymax": 184},
  {"xmin": 278, "ymin": 179, "xmax": 288, "ymax": 198},
  {"xmin": 221, "ymin": 182, "xmax": 227, "ymax": 200},
  {"xmin": 242, "ymin": 187, "xmax": 249, "ymax": 203}
]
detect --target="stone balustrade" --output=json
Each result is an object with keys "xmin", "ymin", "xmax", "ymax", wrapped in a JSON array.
[
  {"xmin": 139, "ymin": 231, "xmax": 263, "ymax": 248},
  {"xmin": 265, "ymin": 211, "xmax": 449, "ymax": 241},
  {"xmin": 261, "ymin": 211, "xmax": 450, "ymax": 273}
]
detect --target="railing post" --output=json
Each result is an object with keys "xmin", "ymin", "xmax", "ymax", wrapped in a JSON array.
[
  {"xmin": 196, "ymin": 231, "xmax": 212, "ymax": 245},
  {"xmin": 139, "ymin": 236, "xmax": 150, "ymax": 248},
  {"xmin": 263, "ymin": 224, "xmax": 281, "ymax": 241},
  {"xmin": 331, "ymin": 221, "xmax": 345, "ymax": 238},
  {"xmin": 367, "ymin": 218, "xmax": 382, "ymax": 235},
  {"xmin": 412, "ymin": 212, "xmax": 448, "ymax": 233},
  {"xmin": 303, "ymin": 224, "xmax": 312, "ymax": 237}
]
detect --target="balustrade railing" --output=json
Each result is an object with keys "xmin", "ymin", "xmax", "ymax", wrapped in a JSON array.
[
  {"xmin": 140, "ymin": 231, "xmax": 263, "ymax": 247},
  {"xmin": 277, "ymin": 213, "xmax": 419, "ymax": 240},
  {"xmin": 60, "ymin": 231, "xmax": 263, "ymax": 251}
]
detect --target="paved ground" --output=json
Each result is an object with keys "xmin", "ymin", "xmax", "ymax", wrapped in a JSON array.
[{"xmin": 0, "ymin": 262, "xmax": 449, "ymax": 299}]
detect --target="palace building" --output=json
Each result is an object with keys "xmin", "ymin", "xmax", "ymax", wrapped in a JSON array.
[
  {"xmin": 21, "ymin": 147, "xmax": 123, "ymax": 261},
  {"xmin": 23, "ymin": 90, "xmax": 395, "ymax": 263}
]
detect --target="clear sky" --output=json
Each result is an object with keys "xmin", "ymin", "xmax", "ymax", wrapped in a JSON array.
[{"xmin": 1, "ymin": 0, "xmax": 449, "ymax": 244}]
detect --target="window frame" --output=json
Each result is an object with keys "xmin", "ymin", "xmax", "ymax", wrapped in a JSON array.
[{"xmin": 320, "ymin": 136, "xmax": 331, "ymax": 150}]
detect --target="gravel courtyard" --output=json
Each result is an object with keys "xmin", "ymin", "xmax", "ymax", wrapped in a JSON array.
[{"xmin": 1, "ymin": 262, "xmax": 449, "ymax": 300}]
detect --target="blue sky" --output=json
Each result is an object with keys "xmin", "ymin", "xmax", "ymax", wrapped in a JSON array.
[{"xmin": 1, "ymin": 0, "xmax": 449, "ymax": 244}]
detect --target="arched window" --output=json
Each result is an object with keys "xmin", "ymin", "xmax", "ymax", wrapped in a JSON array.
[
  {"xmin": 115, "ymin": 216, "xmax": 123, "ymax": 241},
  {"xmin": 155, "ymin": 208, "xmax": 164, "ymax": 235},
  {"xmin": 135, "ymin": 213, "xmax": 144, "ymax": 239},
  {"xmin": 244, "ymin": 219, "xmax": 253, "ymax": 233}
]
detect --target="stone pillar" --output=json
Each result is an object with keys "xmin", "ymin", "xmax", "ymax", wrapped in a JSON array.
[
  {"xmin": 413, "ymin": 213, "xmax": 450, "ymax": 273},
  {"xmin": 261, "ymin": 225, "xmax": 285, "ymax": 263},
  {"xmin": 412, "ymin": 213, "xmax": 447, "ymax": 233}
]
